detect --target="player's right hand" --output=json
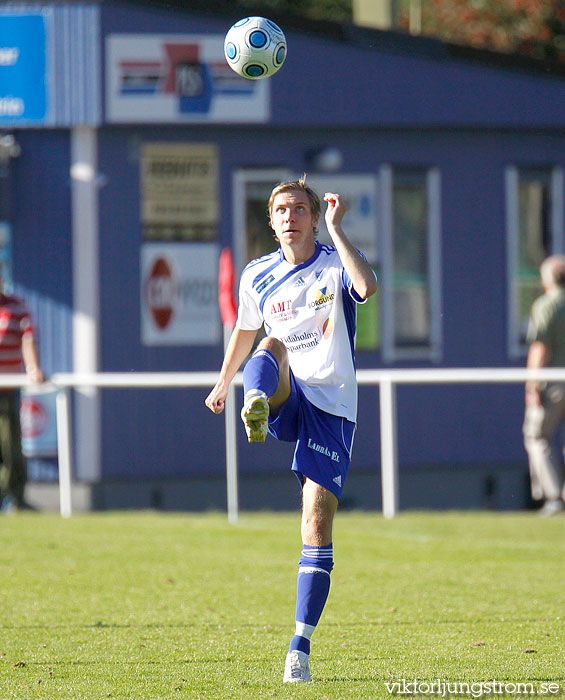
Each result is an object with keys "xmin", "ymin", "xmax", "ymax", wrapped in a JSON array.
[{"xmin": 205, "ymin": 380, "xmax": 228, "ymax": 414}]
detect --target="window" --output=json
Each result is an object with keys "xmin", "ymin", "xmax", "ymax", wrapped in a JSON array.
[
  {"xmin": 506, "ymin": 166, "xmax": 564, "ymax": 357},
  {"xmin": 380, "ymin": 166, "xmax": 442, "ymax": 362},
  {"xmin": 232, "ymin": 169, "xmax": 292, "ymax": 274}
]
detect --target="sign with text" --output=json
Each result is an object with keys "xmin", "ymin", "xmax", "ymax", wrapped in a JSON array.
[
  {"xmin": 141, "ymin": 142, "xmax": 218, "ymax": 241},
  {"xmin": 106, "ymin": 34, "xmax": 269, "ymax": 123},
  {"xmin": 141, "ymin": 243, "xmax": 221, "ymax": 345},
  {"xmin": 0, "ymin": 13, "xmax": 49, "ymax": 124}
]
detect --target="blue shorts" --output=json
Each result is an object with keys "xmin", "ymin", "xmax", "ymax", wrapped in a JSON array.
[{"xmin": 268, "ymin": 373, "xmax": 356, "ymax": 500}]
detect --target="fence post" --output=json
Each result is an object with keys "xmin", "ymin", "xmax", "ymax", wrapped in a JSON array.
[
  {"xmin": 56, "ymin": 387, "xmax": 73, "ymax": 518},
  {"xmin": 223, "ymin": 326, "xmax": 239, "ymax": 524},
  {"xmin": 224, "ymin": 384, "xmax": 239, "ymax": 524},
  {"xmin": 380, "ymin": 378, "xmax": 399, "ymax": 518}
]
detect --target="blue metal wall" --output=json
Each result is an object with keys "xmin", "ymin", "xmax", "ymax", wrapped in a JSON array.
[
  {"xmin": 1, "ymin": 0, "xmax": 100, "ymax": 374},
  {"xmin": 92, "ymin": 2, "xmax": 565, "ymax": 490},
  {"xmin": 3, "ymin": 1, "xmax": 564, "ymax": 501},
  {"xmin": 96, "ymin": 123, "xmax": 563, "ymax": 482},
  {"xmin": 12, "ymin": 129, "xmax": 73, "ymax": 375},
  {"xmin": 101, "ymin": 2, "xmax": 565, "ymax": 129},
  {"xmin": 1, "ymin": 3, "xmax": 101, "ymax": 126}
]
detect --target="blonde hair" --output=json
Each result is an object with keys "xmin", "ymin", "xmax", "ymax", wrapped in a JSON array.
[{"xmin": 268, "ymin": 175, "xmax": 321, "ymax": 234}]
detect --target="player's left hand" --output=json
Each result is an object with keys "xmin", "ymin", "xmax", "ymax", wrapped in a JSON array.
[{"xmin": 324, "ymin": 193, "xmax": 347, "ymax": 230}]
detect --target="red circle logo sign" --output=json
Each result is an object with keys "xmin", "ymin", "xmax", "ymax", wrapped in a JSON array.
[
  {"xmin": 20, "ymin": 398, "xmax": 48, "ymax": 439},
  {"xmin": 145, "ymin": 257, "xmax": 175, "ymax": 330}
]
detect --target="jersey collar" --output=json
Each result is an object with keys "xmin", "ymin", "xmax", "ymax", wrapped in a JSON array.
[{"xmin": 278, "ymin": 241, "xmax": 322, "ymax": 267}]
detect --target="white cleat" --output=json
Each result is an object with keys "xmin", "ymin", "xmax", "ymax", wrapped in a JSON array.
[
  {"xmin": 283, "ymin": 650, "xmax": 311, "ymax": 683},
  {"xmin": 240, "ymin": 390, "xmax": 269, "ymax": 443}
]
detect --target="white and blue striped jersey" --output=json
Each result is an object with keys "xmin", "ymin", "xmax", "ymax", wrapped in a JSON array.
[{"xmin": 236, "ymin": 242, "xmax": 371, "ymax": 423}]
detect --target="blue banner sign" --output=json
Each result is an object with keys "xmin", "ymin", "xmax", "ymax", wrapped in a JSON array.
[{"xmin": 0, "ymin": 13, "xmax": 48, "ymax": 123}]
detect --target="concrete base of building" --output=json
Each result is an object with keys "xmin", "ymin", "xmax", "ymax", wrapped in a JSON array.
[{"xmin": 24, "ymin": 462, "xmax": 534, "ymax": 514}]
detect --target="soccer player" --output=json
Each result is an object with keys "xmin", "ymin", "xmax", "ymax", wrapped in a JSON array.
[{"xmin": 205, "ymin": 177, "xmax": 377, "ymax": 682}]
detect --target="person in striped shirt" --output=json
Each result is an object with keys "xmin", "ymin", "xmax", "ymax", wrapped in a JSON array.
[{"xmin": 0, "ymin": 277, "xmax": 44, "ymax": 512}]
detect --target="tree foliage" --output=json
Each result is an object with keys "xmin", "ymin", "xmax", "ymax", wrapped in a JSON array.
[
  {"xmin": 397, "ymin": 0, "xmax": 565, "ymax": 62},
  {"xmin": 156, "ymin": 0, "xmax": 564, "ymax": 62},
  {"xmin": 240, "ymin": 0, "xmax": 564, "ymax": 62}
]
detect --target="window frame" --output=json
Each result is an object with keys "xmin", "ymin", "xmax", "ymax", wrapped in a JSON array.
[
  {"xmin": 232, "ymin": 168, "xmax": 292, "ymax": 275},
  {"xmin": 505, "ymin": 165, "xmax": 565, "ymax": 359},
  {"xmin": 380, "ymin": 164, "xmax": 443, "ymax": 363}
]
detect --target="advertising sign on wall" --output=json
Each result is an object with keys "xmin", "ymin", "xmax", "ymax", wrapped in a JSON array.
[
  {"xmin": 106, "ymin": 34, "xmax": 269, "ymax": 123},
  {"xmin": 141, "ymin": 142, "xmax": 218, "ymax": 241},
  {"xmin": 141, "ymin": 243, "xmax": 221, "ymax": 345},
  {"xmin": 0, "ymin": 13, "xmax": 49, "ymax": 124}
]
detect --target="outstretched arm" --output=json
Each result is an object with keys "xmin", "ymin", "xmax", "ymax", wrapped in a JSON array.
[
  {"xmin": 324, "ymin": 193, "xmax": 378, "ymax": 300},
  {"xmin": 205, "ymin": 327, "xmax": 258, "ymax": 414}
]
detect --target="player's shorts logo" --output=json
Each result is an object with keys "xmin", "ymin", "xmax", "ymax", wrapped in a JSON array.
[{"xmin": 307, "ymin": 437, "xmax": 340, "ymax": 462}]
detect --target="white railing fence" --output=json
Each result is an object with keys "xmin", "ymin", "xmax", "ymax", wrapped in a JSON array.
[
  {"xmin": 6, "ymin": 368, "xmax": 565, "ymax": 519},
  {"xmin": 357, "ymin": 368, "xmax": 565, "ymax": 518}
]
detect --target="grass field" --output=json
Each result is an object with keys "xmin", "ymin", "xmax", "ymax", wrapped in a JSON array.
[{"xmin": 0, "ymin": 511, "xmax": 564, "ymax": 699}]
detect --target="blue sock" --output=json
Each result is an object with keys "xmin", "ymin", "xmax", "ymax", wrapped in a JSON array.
[
  {"xmin": 242, "ymin": 349, "xmax": 279, "ymax": 398},
  {"xmin": 289, "ymin": 543, "xmax": 333, "ymax": 655}
]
